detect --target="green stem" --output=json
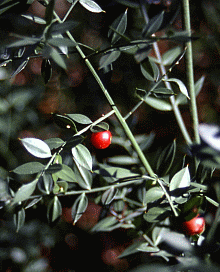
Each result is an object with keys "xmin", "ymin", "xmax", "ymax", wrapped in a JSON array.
[
  {"xmin": 53, "ymin": 12, "xmax": 155, "ymax": 178},
  {"xmin": 152, "ymin": 40, "xmax": 192, "ymax": 145},
  {"xmin": 183, "ymin": 0, "xmax": 200, "ymax": 144}
]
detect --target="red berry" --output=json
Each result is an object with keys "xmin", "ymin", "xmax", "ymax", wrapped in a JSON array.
[
  {"xmin": 182, "ymin": 214, "xmax": 205, "ymax": 236},
  {"xmin": 91, "ymin": 130, "xmax": 112, "ymax": 149}
]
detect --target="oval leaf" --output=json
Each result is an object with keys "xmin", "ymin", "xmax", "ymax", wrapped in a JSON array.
[
  {"xmin": 71, "ymin": 193, "xmax": 88, "ymax": 224},
  {"xmin": 12, "ymin": 162, "xmax": 44, "ymax": 175},
  {"xmin": 108, "ymin": 9, "xmax": 128, "ymax": 44},
  {"xmin": 12, "ymin": 179, "xmax": 38, "ymax": 204},
  {"xmin": 53, "ymin": 164, "xmax": 77, "ymax": 183},
  {"xmin": 79, "ymin": 0, "xmax": 104, "ymax": 13},
  {"xmin": 72, "ymin": 144, "xmax": 93, "ymax": 171},
  {"xmin": 99, "ymin": 51, "xmax": 121, "ymax": 69},
  {"xmin": 20, "ymin": 138, "xmax": 52, "ymax": 158},
  {"xmin": 66, "ymin": 113, "xmax": 92, "ymax": 125},
  {"xmin": 143, "ymin": 96, "xmax": 172, "ymax": 111}
]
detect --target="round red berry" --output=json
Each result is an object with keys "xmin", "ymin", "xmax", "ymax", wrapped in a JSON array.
[
  {"xmin": 91, "ymin": 130, "xmax": 112, "ymax": 149},
  {"xmin": 182, "ymin": 214, "xmax": 205, "ymax": 236}
]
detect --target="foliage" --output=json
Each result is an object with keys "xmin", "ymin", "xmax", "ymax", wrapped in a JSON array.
[{"xmin": 0, "ymin": 0, "xmax": 220, "ymax": 271}]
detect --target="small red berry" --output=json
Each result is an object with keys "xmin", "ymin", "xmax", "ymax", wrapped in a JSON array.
[
  {"xmin": 182, "ymin": 214, "xmax": 205, "ymax": 236},
  {"xmin": 91, "ymin": 130, "xmax": 112, "ymax": 149}
]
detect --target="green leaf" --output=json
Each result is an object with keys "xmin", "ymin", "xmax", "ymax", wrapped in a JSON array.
[
  {"xmin": 143, "ymin": 96, "xmax": 172, "ymax": 111},
  {"xmin": 79, "ymin": 0, "xmax": 104, "ymax": 13},
  {"xmin": 48, "ymin": 37, "xmax": 77, "ymax": 48},
  {"xmin": 143, "ymin": 207, "xmax": 170, "ymax": 223},
  {"xmin": 145, "ymin": 187, "xmax": 164, "ymax": 204},
  {"xmin": 44, "ymin": 137, "xmax": 65, "ymax": 150},
  {"xmin": 118, "ymin": 240, "xmax": 144, "ymax": 258},
  {"xmin": 47, "ymin": 196, "xmax": 62, "ymax": 222},
  {"xmin": 72, "ymin": 159, "xmax": 92, "ymax": 189},
  {"xmin": 52, "ymin": 113, "xmax": 77, "ymax": 132},
  {"xmin": 90, "ymin": 216, "xmax": 121, "ymax": 232},
  {"xmin": 140, "ymin": 57, "xmax": 160, "ymax": 82},
  {"xmin": 137, "ymin": 243, "xmax": 159, "ymax": 253},
  {"xmin": 90, "ymin": 122, "xmax": 109, "ymax": 132},
  {"xmin": 101, "ymin": 187, "xmax": 118, "ymax": 205},
  {"xmin": 12, "ymin": 162, "xmax": 44, "ymax": 175},
  {"xmin": 164, "ymin": 78, "xmax": 189, "ymax": 99},
  {"xmin": 14, "ymin": 208, "xmax": 25, "ymax": 232},
  {"xmin": 142, "ymin": 11, "xmax": 164, "ymax": 37},
  {"xmin": 107, "ymin": 155, "xmax": 139, "ymax": 165},
  {"xmin": 99, "ymin": 51, "xmax": 121, "ymax": 69},
  {"xmin": 12, "ymin": 179, "xmax": 38, "ymax": 204},
  {"xmin": 152, "ymin": 88, "xmax": 174, "ymax": 99},
  {"xmin": 49, "ymin": 21, "xmax": 79, "ymax": 35},
  {"xmin": 162, "ymin": 46, "xmax": 182, "ymax": 66},
  {"xmin": 49, "ymin": 46, "xmax": 67, "ymax": 70},
  {"xmin": 46, "ymin": 164, "xmax": 63, "ymax": 174},
  {"xmin": 156, "ymin": 140, "xmax": 176, "ymax": 176},
  {"xmin": 169, "ymin": 166, "xmax": 191, "ymax": 192},
  {"xmin": 95, "ymin": 165, "xmax": 140, "ymax": 183},
  {"xmin": 64, "ymin": 135, "xmax": 85, "ymax": 150},
  {"xmin": 20, "ymin": 138, "xmax": 52, "ymax": 158},
  {"xmin": 71, "ymin": 193, "xmax": 88, "ymax": 224},
  {"xmin": 66, "ymin": 114, "xmax": 92, "ymax": 125},
  {"xmin": 38, "ymin": 174, "xmax": 53, "ymax": 194},
  {"xmin": 41, "ymin": 58, "xmax": 52, "ymax": 84},
  {"xmin": 7, "ymin": 37, "xmax": 41, "ymax": 48},
  {"xmin": 0, "ymin": 1, "xmax": 19, "ymax": 15},
  {"xmin": 21, "ymin": 14, "xmax": 46, "ymax": 24},
  {"xmin": 108, "ymin": 9, "xmax": 128, "ymax": 44},
  {"xmin": 72, "ymin": 144, "xmax": 93, "ymax": 171},
  {"xmin": 53, "ymin": 164, "xmax": 77, "ymax": 183}
]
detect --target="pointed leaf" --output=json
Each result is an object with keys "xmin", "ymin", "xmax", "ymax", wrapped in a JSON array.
[
  {"xmin": 72, "ymin": 144, "xmax": 93, "ymax": 171},
  {"xmin": 137, "ymin": 243, "xmax": 159, "ymax": 253},
  {"xmin": 162, "ymin": 46, "xmax": 182, "ymax": 66},
  {"xmin": 142, "ymin": 11, "xmax": 164, "ymax": 37},
  {"xmin": 14, "ymin": 208, "xmax": 25, "ymax": 232},
  {"xmin": 47, "ymin": 196, "xmax": 62, "ymax": 222},
  {"xmin": 66, "ymin": 114, "xmax": 92, "ymax": 125},
  {"xmin": 20, "ymin": 138, "xmax": 52, "ymax": 158},
  {"xmin": 90, "ymin": 216, "xmax": 121, "ymax": 232},
  {"xmin": 118, "ymin": 240, "xmax": 144, "ymax": 258},
  {"xmin": 99, "ymin": 51, "xmax": 121, "ymax": 69},
  {"xmin": 71, "ymin": 193, "xmax": 88, "ymax": 224},
  {"xmin": 101, "ymin": 187, "xmax": 118, "ymax": 205},
  {"xmin": 72, "ymin": 159, "xmax": 92, "ymax": 189},
  {"xmin": 44, "ymin": 137, "xmax": 65, "ymax": 150},
  {"xmin": 48, "ymin": 37, "xmax": 76, "ymax": 48},
  {"xmin": 169, "ymin": 166, "xmax": 190, "ymax": 192},
  {"xmin": 79, "ymin": 0, "xmax": 104, "ymax": 13},
  {"xmin": 108, "ymin": 9, "xmax": 128, "ymax": 44},
  {"xmin": 140, "ymin": 57, "xmax": 160, "ymax": 81},
  {"xmin": 53, "ymin": 164, "xmax": 77, "ymax": 183},
  {"xmin": 12, "ymin": 162, "xmax": 44, "ymax": 175},
  {"xmin": 50, "ymin": 46, "xmax": 67, "ymax": 70},
  {"xmin": 12, "ymin": 179, "xmax": 38, "ymax": 204},
  {"xmin": 164, "ymin": 78, "xmax": 190, "ymax": 99}
]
